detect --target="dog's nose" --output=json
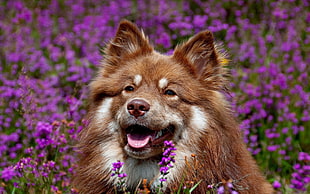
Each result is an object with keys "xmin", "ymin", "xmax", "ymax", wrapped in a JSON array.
[{"xmin": 127, "ymin": 99, "xmax": 150, "ymax": 118}]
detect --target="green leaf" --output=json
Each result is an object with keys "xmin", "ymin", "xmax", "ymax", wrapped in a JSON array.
[{"xmin": 189, "ymin": 180, "xmax": 202, "ymax": 193}]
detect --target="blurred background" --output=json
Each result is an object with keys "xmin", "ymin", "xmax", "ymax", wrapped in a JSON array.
[{"xmin": 0, "ymin": 0, "xmax": 309, "ymax": 193}]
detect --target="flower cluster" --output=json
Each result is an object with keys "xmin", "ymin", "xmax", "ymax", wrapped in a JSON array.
[
  {"xmin": 111, "ymin": 160, "xmax": 127, "ymax": 178},
  {"xmin": 0, "ymin": 120, "xmax": 78, "ymax": 192},
  {"xmin": 111, "ymin": 160, "xmax": 127, "ymax": 192},
  {"xmin": 217, "ymin": 182, "xmax": 238, "ymax": 194},
  {"xmin": 273, "ymin": 180, "xmax": 281, "ymax": 189},
  {"xmin": 157, "ymin": 140, "xmax": 176, "ymax": 192},
  {"xmin": 290, "ymin": 152, "xmax": 310, "ymax": 191}
]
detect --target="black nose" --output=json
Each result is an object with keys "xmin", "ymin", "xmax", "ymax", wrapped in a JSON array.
[{"xmin": 127, "ymin": 99, "xmax": 150, "ymax": 118}]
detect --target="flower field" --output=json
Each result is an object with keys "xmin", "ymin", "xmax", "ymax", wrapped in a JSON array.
[{"xmin": 0, "ymin": 0, "xmax": 309, "ymax": 193}]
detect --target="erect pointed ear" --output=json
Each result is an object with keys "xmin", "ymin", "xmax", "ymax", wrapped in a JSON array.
[
  {"xmin": 173, "ymin": 31, "xmax": 228, "ymax": 88},
  {"xmin": 105, "ymin": 20, "xmax": 153, "ymax": 60}
]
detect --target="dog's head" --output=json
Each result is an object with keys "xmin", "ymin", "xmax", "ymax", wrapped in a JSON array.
[{"xmin": 88, "ymin": 20, "xmax": 229, "ymax": 160}]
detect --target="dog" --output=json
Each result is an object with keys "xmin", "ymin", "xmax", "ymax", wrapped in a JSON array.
[{"xmin": 73, "ymin": 20, "xmax": 273, "ymax": 194}]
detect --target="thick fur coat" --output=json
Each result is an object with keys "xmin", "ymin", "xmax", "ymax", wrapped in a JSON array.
[{"xmin": 73, "ymin": 20, "xmax": 273, "ymax": 194}]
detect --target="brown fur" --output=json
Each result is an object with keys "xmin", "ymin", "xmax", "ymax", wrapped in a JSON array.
[{"xmin": 73, "ymin": 20, "xmax": 273, "ymax": 194}]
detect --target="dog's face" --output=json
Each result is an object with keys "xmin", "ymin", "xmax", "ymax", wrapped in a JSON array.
[
  {"xmin": 89, "ymin": 20, "xmax": 228, "ymax": 160},
  {"xmin": 94, "ymin": 56, "xmax": 206, "ymax": 159}
]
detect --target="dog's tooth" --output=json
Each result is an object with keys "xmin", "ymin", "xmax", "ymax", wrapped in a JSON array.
[
  {"xmin": 156, "ymin": 130, "xmax": 162, "ymax": 139},
  {"xmin": 155, "ymin": 131, "xmax": 159, "ymax": 139}
]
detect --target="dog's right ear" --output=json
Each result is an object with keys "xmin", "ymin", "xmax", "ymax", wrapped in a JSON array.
[
  {"xmin": 172, "ymin": 31, "xmax": 228, "ymax": 90},
  {"xmin": 104, "ymin": 20, "xmax": 153, "ymax": 62}
]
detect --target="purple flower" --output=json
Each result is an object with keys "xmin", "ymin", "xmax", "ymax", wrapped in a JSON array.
[
  {"xmin": 13, "ymin": 182, "xmax": 19, "ymax": 188},
  {"xmin": 112, "ymin": 161, "xmax": 124, "ymax": 171},
  {"xmin": 51, "ymin": 185, "xmax": 59, "ymax": 192},
  {"xmin": 117, "ymin": 173, "xmax": 127, "ymax": 178},
  {"xmin": 159, "ymin": 178, "xmax": 167, "ymax": 182},
  {"xmin": 34, "ymin": 122, "xmax": 53, "ymax": 138},
  {"xmin": 267, "ymin": 145, "xmax": 279, "ymax": 152},
  {"xmin": 1, "ymin": 166, "xmax": 16, "ymax": 181},
  {"xmin": 157, "ymin": 140, "xmax": 177, "ymax": 191},
  {"xmin": 111, "ymin": 160, "xmax": 127, "ymax": 190},
  {"xmin": 217, "ymin": 186, "xmax": 224, "ymax": 194},
  {"xmin": 160, "ymin": 167, "xmax": 169, "ymax": 174},
  {"xmin": 155, "ymin": 32, "xmax": 171, "ymax": 48},
  {"xmin": 273, "ymin": 181, "xmax": 281, "ymax": 189},
  {"xmin": 298, "ymin": 152, "xmax": 310, "ymax": 161},
  {"xmin": 193, "ymin": 15, "xmax": 208, "ymax": 29},
  {"xmin": 159, "ymin": 141, "xmax": 177, "ymax": 170},
  {"xmin": 289, "ymin": 152, "xmax": 310, "ymax": 191}
]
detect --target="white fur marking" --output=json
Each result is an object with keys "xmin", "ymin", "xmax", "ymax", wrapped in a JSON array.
[
  {"xmin": 159, "ymin": 78, "xmax": 168, "ymax": 89},
  {"xmin": 134, "ymin": 74, "xmax": 142, "ymax": 86},
  {"xmin": 168, "ymin": 147, "xmax": 192, "ymax": 181},
  {"xmin": 101, "ymin": 139, "xmax": 124, "ymax": 184},
  {"xmin": 124, "ymin": 158, "xmax": 160, "ymax": 189},
  {"xmin": 169, "ymin": 95, "xmax": 179, "ymax": 100},
  {"xmin": 191, "ymin": 106, "xmax": 208, "ymax": 132},
  {"xmin": 108, "ymin": 121, "xmax": 119, "ymax": 133},
  {"xmin": 96, "ymin": 98, "xmax": 113, "ymax": 120}
]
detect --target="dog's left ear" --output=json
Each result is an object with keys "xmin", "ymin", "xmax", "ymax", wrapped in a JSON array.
[
  {"xmin": 173, "ymin": 31, "xmax": 228, "ymax": 88},
  {"xmin": 105, "ymin": 20, "xmax": 153, "ymax": 61}
]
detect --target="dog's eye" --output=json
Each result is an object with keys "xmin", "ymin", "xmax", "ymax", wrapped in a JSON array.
[
  {"xmin": 164, "ymin": 89, "xmax": 176, "ymax": 96},
  {"xmin": 124, "ymin": 86, "xmax": 135, "ymax": 92}
]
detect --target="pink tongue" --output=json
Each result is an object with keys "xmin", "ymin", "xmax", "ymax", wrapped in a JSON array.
[{"xmin": 127, "ymin": 134, "xmax": 152, "ymax": 148}]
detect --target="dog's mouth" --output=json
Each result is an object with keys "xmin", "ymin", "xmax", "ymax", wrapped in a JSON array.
[{"xmin": 125, "ymin": 124, "xmax": 175, "ymax": 149}]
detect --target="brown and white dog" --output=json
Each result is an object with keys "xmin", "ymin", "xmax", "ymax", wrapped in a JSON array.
[{"xmin": 73, "ymin": 20, "xmax": 273, "ymax": 194}]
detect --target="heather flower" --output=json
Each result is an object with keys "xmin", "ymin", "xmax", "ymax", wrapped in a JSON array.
[
  {"xmin": 266, "ymin": 145, "xmax": 279, "ymax": 152},
  {"xmin": 217, "ymin": 186, "xmax": 224, "ymax": 194},
  {"xmin": 155, "ymin": 32, "xmax": 171, "ymax": 48},
  {"xmin": 215, "ymin": 181, "xmax": 239, "ymax": 194},
  {"xmin": 207, "ymin": 184, "xmax": 213, "ymax": 189},
  {"xmin": 290, "ymin": 152, "xmax": 310, "ymax": 191},
  {"xmin": 1, "ymin": 166, "xmax": 17, "ymax": 181},
  {"xmin": 298, "ymin": 152, "xmax": 310, "ymax": 161},
  {"xmin": 51, "ymin": 185, "xmax": 60, "ymax": 193},
  {"xmin": 157, "ymin": 140, "xmax": 176, "ymax": 192},
  {"xmin": 111, "ymin": 160, "xmax": 126, "ymax": 175},
  {"xmin": 111, "ymin": 160, "xmax": 127, "ymax": 191},
  {"xmin": 273, "ymin": 180, "xmax": 281, "ymax": 189}
]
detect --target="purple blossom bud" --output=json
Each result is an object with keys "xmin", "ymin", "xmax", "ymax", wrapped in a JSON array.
[
  {"xmin": 217, "ymin": 186, "xmax": 224, "ymax": 194},
  {"xmin": 273, "ymin": 181, "xmax": 281, "ymax": 189},
  {"xmin": 1, "ymin": 166, "xmax": 17, "ymax": 181},
  {"xmin": 160, "ymin": 167, "xmax": 169, "ymax": 174},
  {"xmin": 118, "ymin": 173, "xmax": 127, "ymax": 178}
]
